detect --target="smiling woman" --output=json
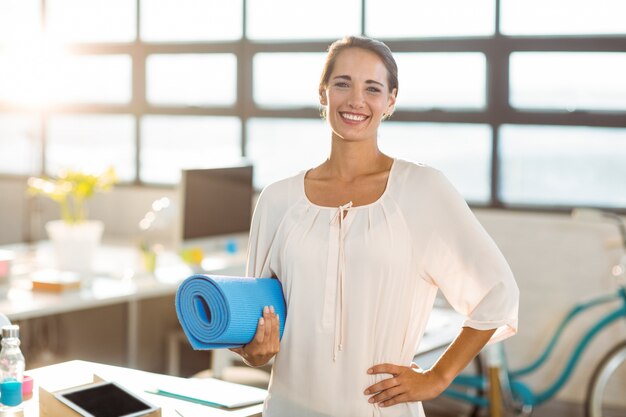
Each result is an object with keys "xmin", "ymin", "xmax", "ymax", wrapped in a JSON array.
[
  {"xmin": 229, "ymin": 36, "xmax": 519, "ymax": 417},
  {"xmin": 320, "ymin": 48, "xmax": 396, "ymax": 148}
]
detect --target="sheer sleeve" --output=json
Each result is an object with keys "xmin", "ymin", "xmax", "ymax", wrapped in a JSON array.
[{"xmin": 423, "ymin": 170, "xmax": 519, "ymax": 344}]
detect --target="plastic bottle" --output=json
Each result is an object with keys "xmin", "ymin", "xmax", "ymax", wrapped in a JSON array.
[{"xmin": 0, "ymin": 324, "xmax": 25, "ymax": 415}]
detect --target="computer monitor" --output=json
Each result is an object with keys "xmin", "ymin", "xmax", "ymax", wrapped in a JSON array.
[{"xmin": 177, "ymin": 164, "xmax": 254, "ymax": 254}]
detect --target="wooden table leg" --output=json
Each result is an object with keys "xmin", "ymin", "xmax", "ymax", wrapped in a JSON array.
[{"xmin": 488, "ymin": 364, "xmax": 503, "ymax": 417}]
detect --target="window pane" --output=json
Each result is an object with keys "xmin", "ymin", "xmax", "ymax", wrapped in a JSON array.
[
  {"xmin": 147, "ymin": 54, "xmax": 237, "ymax": 107},
  {"xmin": 141, "ymin": 116, "xmax": 241, "ymax": 184},
  {"xmin": 254, "ymin": 53, "xmax": 326, "ymax": 108},
  {"xmin": 510, "ymin": 52, "xmax": 626, "ymax": 112},
  {"xmin": 48, "ymin": 55, "xmax": 132, "ymax": 104},
  {"xmin": 501, "ymin": 0, "xmax": 626, "ymax": 36},
  {"xmin": 395, "ymin": 53, "xmax": 486, "ymax": 110},
  {"xmin": 0, "ymin": 0, "xmax": 40, "ymax": 45},
  {"xmin": 47, "ymin": 115, "xmax": 135, "ymax": 181},
  {"xmin": 247, "ymin": 0, "xmax": 360, "ymax": 40},
  {"xmin": 0, "ymin": 114, "xmax": 41, "ymax": 175},
  {"xmin": 500, "ymin": 125, "xmax": 626, "ymax": 208},
  {"xmin": 0, "ymin": 54, "xmax": 43, "ymax": 105},
  {"xmin": 47, "ymin": 0, "xmax": 136, "ymax": 43},
  {"xmin": 378, "ymin": 122, "xmax": 491, "ymax": 202},
  {"xmin": 0, "ymin": 54, "xmax": 133, "ymax": 105},
  {"xmin": 366, "ymin": 0, "xmax": 494, "ymax": 38},
  {"xmin": 246, "ymin": 118, "xmax": 329, "ymax": 189},
  {"xmin": 141, "ymin": 0, "xmax": 242, "ymax": 42}
]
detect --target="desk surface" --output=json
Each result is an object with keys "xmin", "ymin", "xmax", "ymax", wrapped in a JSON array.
[
  {"xmin": 1, "ymin": 242, "xmax": 246, "ymax": 321},
  {"xmin": 26, "ymin": 360, "xmax": 263, "ymax": 417}
]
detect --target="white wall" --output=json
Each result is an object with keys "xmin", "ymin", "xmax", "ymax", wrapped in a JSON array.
[
  {"xmin": 2, "ymin": 178, "xmax": 625, "ymax": 403},
  {"xmin": 477, "ymin": 209, "xmax": 626, "ymax": 404}
]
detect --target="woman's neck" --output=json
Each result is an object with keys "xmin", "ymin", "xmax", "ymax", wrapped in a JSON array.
[{"xmin": 323, "ymin": 138, "xmax": 392, "ymax": 181}]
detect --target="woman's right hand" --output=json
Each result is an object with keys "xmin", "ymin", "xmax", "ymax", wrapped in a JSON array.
[{"xmin": 229, "ymin": 305, "xmax": 280, "ymax": 367}]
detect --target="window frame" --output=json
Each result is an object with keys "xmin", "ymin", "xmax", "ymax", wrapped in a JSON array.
[{"xmin": 0, "ymin": 0, "xmax": 625, "ymax": 213}]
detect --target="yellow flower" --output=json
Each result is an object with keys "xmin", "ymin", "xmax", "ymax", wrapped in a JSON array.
[{"xmin": 27, "ymin": 167, "xmax": 118, "ymax": 224}]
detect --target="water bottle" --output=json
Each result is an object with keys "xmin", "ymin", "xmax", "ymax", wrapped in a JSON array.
[{"xmin": 0, "ymin": 324, "xmax": 25, "ymax": 414}]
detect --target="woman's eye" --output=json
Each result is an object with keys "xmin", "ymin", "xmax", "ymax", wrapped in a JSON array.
[
  {"xmin": 334, "ymin": 82, "xmax": 349, "ymax": 88},
  {"xmin": 367, "ymin": 87, "xmax": 381, "ymax": 93}
]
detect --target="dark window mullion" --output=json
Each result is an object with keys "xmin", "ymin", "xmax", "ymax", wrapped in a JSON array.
[{"xmin": 240, "ymin": 0, "xmax": 250, "ymax": 158}]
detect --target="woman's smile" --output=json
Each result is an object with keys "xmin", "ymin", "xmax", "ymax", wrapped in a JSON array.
[{"xmin": 339, "ymin": 111, "xmax": 370, "ymax": 124}]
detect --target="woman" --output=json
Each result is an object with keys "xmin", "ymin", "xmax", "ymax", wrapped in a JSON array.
[{"xmin": 231, "ymin": 36, "xmax": 519, "ymax": 417}]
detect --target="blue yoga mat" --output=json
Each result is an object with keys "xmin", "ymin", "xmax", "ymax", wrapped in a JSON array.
[{"xmin": 176, "ymin": 274, "xmax": 287, "ymax": 349}]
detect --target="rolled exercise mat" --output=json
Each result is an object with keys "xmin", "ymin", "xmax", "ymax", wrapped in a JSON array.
[{"xmin": 176, "ymin": 274, "xmax": 286, "ymax": 349}]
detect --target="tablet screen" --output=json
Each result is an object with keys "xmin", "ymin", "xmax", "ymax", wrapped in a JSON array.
[{"xmin": 55, "ymin": 381, "xmax": 157, "ymax": 417}]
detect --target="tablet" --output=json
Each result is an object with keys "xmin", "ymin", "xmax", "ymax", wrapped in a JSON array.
[{"xmin": 54, "ymin": 381, "xmax": 159, "ymax": 417}]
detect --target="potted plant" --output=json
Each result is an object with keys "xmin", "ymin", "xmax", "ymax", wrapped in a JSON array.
[{"xmin": 27, "ymin": 167, "xmax": 118, "ymax": 274}]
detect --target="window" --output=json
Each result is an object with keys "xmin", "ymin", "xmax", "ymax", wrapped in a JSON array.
[
  {"xmin": 146, "ymin": 54, "xmax": 237, "ymax": 107},
  {"xmin": 47, "ymin": 0, "xmax": 136, "ymax": 43},
  {"xmin": 246, "ymin": 118, "xmax": 329, "ymax": 189},
  {"xmin": 378, "ymin": 123, "xmax": 491, "ymax": 203},
  {"xmin": 141, "ymin": 116, "xmax": 241, "ymax": 184},
  {"xmin": 247, "ymin": 0, "xmax": 360, "ymax": 40},
  {"xmin": 366, "ymin": 0, "xmax": 495, "ymax": 38},
  {"xmin": 500, "ymin": 0, "xmax": 626, "ymax": 36},
  {"xmin": 49, "ymin": 55, "xmax": 133, "ymax": 105},
  {"xmin": 140, "ymin": 0, "xmax": 242, "ymax": 42},
  {"xmin": 394, "ymin": 53, "xmax": 486, "ymax": 110},
  {"xmin": 253, "ymin": 53, "xmax": 326, "ymax": 109},
  {"xmin": 500, "ymin": 125, "xmax": 626, "ymax": 208},
  {"xmin": 510, "ymin": 52, "xmax": 626, "ymax": 112},
  {"xmin": 0, "ymin": 114, "xmax": 41, "ymax": 175},
  {"xmin": 0, "ymin": 1, "xmax": 624, "ymax": 211},
  {"xmin": 47, "ymin": 115, "xmax": 135, "ymax": 181},
  {"xmin": 0, "ymin": 0, "xmax": 40, "ymax": 45}
]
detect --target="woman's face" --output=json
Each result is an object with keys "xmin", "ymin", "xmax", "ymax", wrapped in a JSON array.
[{"xmin": 320, "ymin": 47, "xmax": 397, "ymax": 143}]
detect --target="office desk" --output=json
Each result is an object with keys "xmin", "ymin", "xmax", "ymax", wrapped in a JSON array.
[
  {"xmin": 1, "ymin": 241, "xmax": 246, "ymax": 369},
  {"xmin": 25, "ymin": 360, "xmax": 263, "ymax": 417}
]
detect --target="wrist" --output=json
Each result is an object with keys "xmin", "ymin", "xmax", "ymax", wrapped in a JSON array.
[
  {"xmin": 425, "ymin": 367, "xmax": 455, "ymax": 394},
  {"xmin": 240, "ymin": 348, "xmax": 270, "ymax": 367}
]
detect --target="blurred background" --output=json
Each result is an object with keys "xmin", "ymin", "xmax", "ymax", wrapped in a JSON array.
[{"xmin": 0, "ymin": 1, "xmax": 625, "ymax": 416}]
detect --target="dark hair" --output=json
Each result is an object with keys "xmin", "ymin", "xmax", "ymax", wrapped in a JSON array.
[
  {"xmin": 319, "ymin": 36, "xmax": 398, "ymax": 94},
  {"xmin": 319, "ymin": 36, "xmax": 399, "ymax": 119}
]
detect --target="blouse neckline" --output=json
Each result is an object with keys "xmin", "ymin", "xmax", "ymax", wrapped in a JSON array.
[{"xmin": 301, "ymin": 158, "xmax": 398, "ymax": 210}]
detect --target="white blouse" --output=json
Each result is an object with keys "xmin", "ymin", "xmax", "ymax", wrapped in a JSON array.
[{"xmin": 246, "ymin": 159, "xmax": 519, "ymax": 417}]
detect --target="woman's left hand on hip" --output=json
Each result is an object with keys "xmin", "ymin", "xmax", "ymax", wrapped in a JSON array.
[{"xmin": 363, "ymin": 362, "xmax": 448, "ymax": 407}]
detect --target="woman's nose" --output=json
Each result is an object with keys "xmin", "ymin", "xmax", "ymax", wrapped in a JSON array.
[{"xmin": 348, "ymin": 89, "xmax": 365, "ymax": 108}]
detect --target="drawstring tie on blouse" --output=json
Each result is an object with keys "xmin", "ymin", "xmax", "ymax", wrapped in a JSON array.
[{"xmin": 330, "ymin": 201, "xmax": 352, "ymax": 361}]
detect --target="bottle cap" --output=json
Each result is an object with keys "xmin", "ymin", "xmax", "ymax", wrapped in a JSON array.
[
  {"xmin": 0, "ymin": 380, "xmax": 23, "ymax": 406},
  {"xmin": 21, "ymin": 375, "xmax": 33, "ymax": 396},
  {"xmin": 1, "ymin": 325, "xmax": 19, "ymax": 339}
]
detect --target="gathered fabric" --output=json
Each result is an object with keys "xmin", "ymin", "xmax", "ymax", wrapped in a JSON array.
[
  {"xmin": 330, "ymin": 200, "xmax": 353, "ymax": 361},
  {"xmin": 247, "ymin": 159, "xmax": 519, "ymax": 417}
]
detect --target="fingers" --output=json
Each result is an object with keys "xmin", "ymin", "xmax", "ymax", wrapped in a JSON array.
[
  {"xmin": 252, "ymin": 313, "xmax": 266, "ymax": 344},
  {"xmin": 379, "ymin": 393, "xmax": 410, "ymax": 407},
  {"xmin": 368, "ymin": 363, "xmax": 402, "ymax": 376},
  {"xmin": 252, "ymin": 305, "xmax": 280, "ymax": 345},
  {"xmin": 242, "ymin": 305, "xmax": 280, "ymax": 366},
  {"xmin": 368, "ymin": 385, "xmax": 404, "ymax": 404},
  {"xmin": 269, "ymin": 306, "xmax": 280, "ymax": 345},
  {"xmin": 363, "ymin": 376, "xmax": 400, "ymax": 396},
  {"xmin": 364, "ymin": 363, "xmax": 423, "ymax": 407}
]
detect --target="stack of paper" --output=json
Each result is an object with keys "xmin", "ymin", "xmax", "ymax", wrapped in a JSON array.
[{"xmin": 147, "ymin": 376, "xmax": 266, "ymax": 409}]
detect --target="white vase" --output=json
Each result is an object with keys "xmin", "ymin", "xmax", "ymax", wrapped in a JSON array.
[{"xmin": 45, "ymin": 220, "xmax": 104, "ymax": 274}]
